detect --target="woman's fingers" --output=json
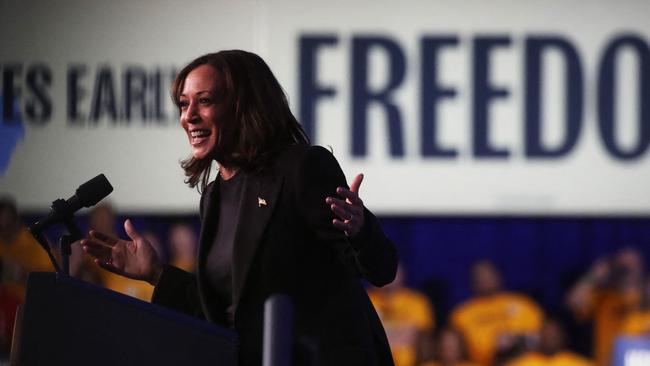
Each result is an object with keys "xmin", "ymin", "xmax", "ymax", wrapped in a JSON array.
[
  {"xmin": 327, "ymin": 174, "xmax": 365, "ymax": 237},
  {"xmin": 336, "ymin": 187, "xmax": 363, "ymax": 206},
  {"xmin": 83, "ymin": 237, "xmax": 113, "ymax": 251},
  {"xmin": 124, "ymin": 219, "xmax": 141, "ymax": 241},
  {"xmin": 89, "ymin": 230, "xmax": 118, "ymax": 246},
  {"xmin": 82, "ymin": 237, "xmax": 115, "ymax": 262},
  {"xmin": 333, "ymin": 218, "xmax": 351, "ymax": 232},
  {"xmin": 327, "ymin": 197, "xmax": 362, "ymax": 218},
  {"xmin": 327, "ymin": 197, "xmax": 355, "ymax": 218},
  {"xmin": 83, "ymin": 242, "xmax": 113, "ymax": 261},
  {"xmin": 331, "ymin": 203, "xmax": 353, "ymax": 221},
  {"xmin": 349, "ymin": 173, "xmax": 364, "ymax": 193}
]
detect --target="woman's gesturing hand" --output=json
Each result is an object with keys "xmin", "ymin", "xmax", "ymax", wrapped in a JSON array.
[
  {"xmin": 81, "ymin": 219, "xmax": 163, "ymax": 286},
  {"xmin": 326, "ymin": 173, "xmax": 366, "ymax": 237}
]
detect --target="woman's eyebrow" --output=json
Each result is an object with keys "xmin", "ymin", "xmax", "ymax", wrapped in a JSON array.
[{"xmin": 180, "ymin": 90, "xmax": 213, "ymax": 98}]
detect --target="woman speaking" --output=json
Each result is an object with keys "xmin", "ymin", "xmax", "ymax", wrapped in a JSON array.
[{"xmin": 81, "ymin": 50, "xmax": 398, "ymax": 366}]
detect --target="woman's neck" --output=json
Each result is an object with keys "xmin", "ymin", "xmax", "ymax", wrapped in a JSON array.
[{"xmin": 220, "ymin": 166, "xmax": 238, "ymax": 181}]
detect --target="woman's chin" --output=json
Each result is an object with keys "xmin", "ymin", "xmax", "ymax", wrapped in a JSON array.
[{"xmin": 192, "ymin": 147, "xmax": 212, "ymax": 160}]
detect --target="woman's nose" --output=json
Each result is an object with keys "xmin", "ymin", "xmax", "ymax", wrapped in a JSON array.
[{"xmin": 185, "ymin": 101, "xmax": 200, "ymax": 124}]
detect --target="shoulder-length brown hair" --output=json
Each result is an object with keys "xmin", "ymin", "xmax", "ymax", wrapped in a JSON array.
[{"xmin": 171, "ymin": 50, "xmax": 310, "ymax": 191}]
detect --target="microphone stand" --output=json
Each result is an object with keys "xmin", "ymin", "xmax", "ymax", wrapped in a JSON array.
[
  {"xmin": 60, "ymin": 218, "xmax": 83, "ymax": 276},
  {"xmin": 28, "ymin": 198, "xmax": 84, "ymax": 276}
]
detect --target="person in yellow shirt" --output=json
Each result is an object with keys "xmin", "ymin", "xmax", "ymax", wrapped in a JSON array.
[
  {"xmin": 0, "ymin": 197, "xmax": 55, "ymax": 301},
  {"xmin": 566, "ymin": 247, "xmax": 644, "ymax": 366},
  {"xmin": 167, "ymin": 222, "xmax": 198, "ymax": 273},
  {"xmin": 0, "ymin": 197, "xmax": 55, "ymax": 356},
  {"xmin": 620, "ymin": 276, "xmax": 650, "ymax": 337},
  {"xmin": 0, "ymin": 286, "xmax": 21, "ymax": 359},
  {"xmin": 507, "ymin": 319, "xmax": 594, "ymax": 366},
  {"xmin": 619, "ymin": 310, "xmax": 650, "ymax": 336},
  {"xmin": 368, "ymin": 264, "xmax": 435, "ymax": 366},
  {"xmin": 420, "ymin": 327, "xmax": 479, "ymax": 366},
  {"xmin": 450, "ymin": 260, "xmax": 544, "ymax": 366}
]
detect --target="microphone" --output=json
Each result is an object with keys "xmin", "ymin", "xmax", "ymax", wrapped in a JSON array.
[{"xmin": 29, "ymin": 174, "xmax": 114, "ymax": 233}]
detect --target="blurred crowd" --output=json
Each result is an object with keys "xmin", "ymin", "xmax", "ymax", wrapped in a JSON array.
[
  {"xmin": 1, "ymin": 195, "xmax": 649, "ymax": 365},
  {"xmin": 370, "ymin": 250, "xmax": 650, "ymax": 366}
]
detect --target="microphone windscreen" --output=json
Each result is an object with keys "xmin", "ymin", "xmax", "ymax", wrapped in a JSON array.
[{"xmin": 76, "ymin": 174, "xmax": 114, "ymax": 208}]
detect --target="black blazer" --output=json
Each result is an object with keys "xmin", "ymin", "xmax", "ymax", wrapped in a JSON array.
[{"xmin": 152, "ymin": 145, "xmax": 398, "ymax": 366}]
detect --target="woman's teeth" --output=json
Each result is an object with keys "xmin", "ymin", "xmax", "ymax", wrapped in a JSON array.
[{"xmin": 191, "ymin": 130, "xmax": 210, "ymax": 137}]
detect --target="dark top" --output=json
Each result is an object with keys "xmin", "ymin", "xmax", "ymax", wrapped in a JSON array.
[
  {"xmin": 205, "ymin": 171, "xmax": 245, "ymax": 327},
  {"xmin": 152, "ymin": 145, "xmax": 398, "ymax": 366}
]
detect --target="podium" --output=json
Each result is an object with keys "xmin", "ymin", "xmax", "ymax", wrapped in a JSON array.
[{"xmin": 11, "ymin": 272, "xmax": 238, "ymax": 365}]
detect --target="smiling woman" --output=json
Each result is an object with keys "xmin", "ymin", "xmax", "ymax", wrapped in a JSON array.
[
  {"xmin": 81, "ymin": 50, "xmax": 398, "ymax": 366},
  {"xmin": 172, "ymin": 51, "xmax": 310, "ymax": 189},
  {"xmin": 178, "ymin": 65, "xmax": 223, "ymax": 160}
]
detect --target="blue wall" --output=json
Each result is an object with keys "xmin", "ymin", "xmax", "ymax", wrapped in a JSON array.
[{"xmin": 379, "ymin": 217, "xmax": 650, "ymax": 321}]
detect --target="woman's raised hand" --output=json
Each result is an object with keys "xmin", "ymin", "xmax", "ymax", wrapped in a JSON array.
[
  {"xmin": 327, "ymin": 173, "xmax": 366, "ymax": 237},
  {"xmin": 81, "ymin": 219, "xmax": 163, "ymax": 285}
]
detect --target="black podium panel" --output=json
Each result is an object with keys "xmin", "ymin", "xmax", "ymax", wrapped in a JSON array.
[{"xmin": 13, "ymin": 272, "xmax": 237, "ymax": 366}]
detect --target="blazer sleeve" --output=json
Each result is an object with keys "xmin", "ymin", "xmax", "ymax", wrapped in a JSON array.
[
  {"xmin": 292, "ymin": 146, "xmax": 398, "ymax": 287},
  {"xmin": 151, "ymin": 264, "xmax": 204, "ymax": 319}
]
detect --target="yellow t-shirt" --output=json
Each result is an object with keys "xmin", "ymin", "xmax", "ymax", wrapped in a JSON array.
[
  {"xmin": 368, "ymin": 287, "xmax": 435, "ymax": 366},
  {"xmin": 170, "ymin": 259, "xmax": 195, "ymax": 273},
  {"xmin": 579, "ymin": 289, "xmax": 640, "ymax": 366},
  {"xmin": 101, "ymin": 271, "xmax": 154, "ymax": 302},
  {"xmin": 507, "ymin": 351, "xmax": 594, "ymax": 366},
  {"xmin": 620, "ymin": 310, "xmax": 650, "ymax": 336},
  {"xmin": 450, "ymin": 292, "xmax": 543, "ymax": 365},
  {"xmin": 0, "ymin": 227, "xmax": 55, "ymax": 300}
]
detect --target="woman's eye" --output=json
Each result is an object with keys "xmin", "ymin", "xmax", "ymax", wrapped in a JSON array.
[
  {"xmin": 199, "ymin": 97, "xmax": 212, "ymax": 104},
  {"xmin": 179, "ymin": 101, "xmax": 189, "ymax": 109}
]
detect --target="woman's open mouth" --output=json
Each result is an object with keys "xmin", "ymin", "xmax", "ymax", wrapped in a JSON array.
[{"xmin": 190, "ymin": 129, "xmax": 211, "ymax": 146}]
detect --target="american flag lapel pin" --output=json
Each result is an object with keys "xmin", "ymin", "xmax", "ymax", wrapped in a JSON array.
[{"xmin": 258, "ymin": 197, "xmax": 267, "ymax": 207}]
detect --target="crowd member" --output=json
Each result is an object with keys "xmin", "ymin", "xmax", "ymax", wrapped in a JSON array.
[
  {"xmin": 167, "ymin": 222, "xmax": 198, "ymax": 273},
  {"xmin": 619, "ymin": 275, "xmax": 650, "ymax": 337},
  {"xmin": 450, "ymin": 260, "xmax": 544, "ymax": 366},
  {"xmin": 0, "ymin": 196, "xmax": 54, "ymax": 299},
  {"xmin": 368, "ymin": 264, "xmax": 435, "ymax": 366},
  {"xmin": 0, "ymin": 196, "xmax": 54, "ymax": 356},
  {"xmin": 506, "ymin": 319, "xmax": 593, "ymax": 366},
  {"xmin": 0, "ymin": 285, "xmax": 20, "ymax": 360},
  {"xmin": 420, "ymin": 327, "xmax": 478, "ymax": 366},
  {"xmin": 566, "ymin": 247, "xmax": 644, "ymax": 365}
]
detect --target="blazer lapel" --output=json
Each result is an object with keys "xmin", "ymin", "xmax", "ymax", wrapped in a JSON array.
[
  {"xmin": 196, "ymin": 179, "xmax": 220, "ymax": 322},
  {"xmin": 231, "ymin": 170, "xmax": 283, "ymax": 315}
]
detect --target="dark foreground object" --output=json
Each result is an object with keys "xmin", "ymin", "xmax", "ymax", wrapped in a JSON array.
[{"xmin": 12, "ymin": 272, "xmax": 237, "ymax": 366}]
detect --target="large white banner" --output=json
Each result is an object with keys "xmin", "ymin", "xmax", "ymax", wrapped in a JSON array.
[{"xmin": 1, "ymin": 0, "xmax": 649, "ymax": 215}]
